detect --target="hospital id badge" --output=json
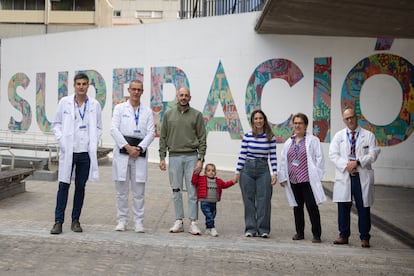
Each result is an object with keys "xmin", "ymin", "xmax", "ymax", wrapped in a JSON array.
[
  {"xmin": 79, "ymin": 125, "xmax": 87, "ymax": 131},
  {"xmin": 292, "ymin": 160, "xmax": 299, "ymax": 166},
  {"xmin": 348, "ymin": 154, "xmax": 356, "ymax": 161}
]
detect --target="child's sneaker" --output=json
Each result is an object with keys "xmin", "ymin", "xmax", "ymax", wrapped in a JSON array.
[
  {"xmin": 169, "ymin": 220, "xmax": 184, "ymax": 233},
  {"xmin": 189, "ymin": 221, "xmax": 201, "ymax": 235}
]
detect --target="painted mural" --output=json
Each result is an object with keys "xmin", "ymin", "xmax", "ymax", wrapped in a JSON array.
[
  {"xmin": 313, "ymin": 57, "xmax": 332, "ymax": 143},
  {"xmin": 112, "ymin": 68, "xmax": 144, "ymax": 108},
  {"xmin": 245, "ymin": 59, "xmax": 304, "ymax": 143},
  {"xmin": 8, "ymin": 73, "xmax": 31, "ymax": 132},
  {"xmin": 150, "ymin": 66, "xmax": 190, "ymax": 136},
  {"xmin": 202, "ymin": 61, "xmax": 244, "ymax": 139},
  {"xmin": 6, "ymin": 53, "xmax": 413, "ymax": 147},
  {"xmin": 341, "ymin": 53, "xmax": 414, "ymax": 146}
]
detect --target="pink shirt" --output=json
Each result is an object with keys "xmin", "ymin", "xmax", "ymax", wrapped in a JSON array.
[{"xmin": 287, "ymin": 136, "xmax": 310, "ymax": 184}]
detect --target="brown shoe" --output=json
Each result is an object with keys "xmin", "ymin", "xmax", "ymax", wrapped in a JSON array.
[
  {"xmin": 361, "ymin": 240, "xmax": 370, "ymax": 248},
  {"xmin": 333, "ymin": 237, "xmax": 349, "ymax": 245},
  {"xmin": 292, "ymin": 234, "xmax": 304, "ymax": 240},
  {"xmin": 50, "ymin": 222, "xmax": 62, "ymax": 235},
  {"xmin": 71, "ymin": 220, "xmax": 83, "ymax": 232}
]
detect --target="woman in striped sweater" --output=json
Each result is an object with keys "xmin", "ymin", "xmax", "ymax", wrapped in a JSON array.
[{"xmin": 233, "ymin": 110, "xmax": 278, "ymax": 238}]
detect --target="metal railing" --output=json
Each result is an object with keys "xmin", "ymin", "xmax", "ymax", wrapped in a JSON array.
[
  {"xmin": 179, "ymin": 0, "xmax": 265, "ymax": 19},
  {"xmin": 0, "ymin": 148, "xmax": 15, "ymax": 170},
  {"xmin": 0, "ymin": 130, "xmax": 58, "ymax": 170}
]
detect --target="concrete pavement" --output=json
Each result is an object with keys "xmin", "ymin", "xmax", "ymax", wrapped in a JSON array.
[{"xmin": 0, "ymin": 162, "xmax": 413, "ymax": 275}]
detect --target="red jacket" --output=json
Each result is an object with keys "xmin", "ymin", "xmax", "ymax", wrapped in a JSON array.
[{"xmin": 191, "ymin": 173, "xmax": 235, "ymax": 201}]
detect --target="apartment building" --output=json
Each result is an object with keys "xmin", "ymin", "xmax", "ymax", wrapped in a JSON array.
[
  {"xmin": 0, "ymin": 0, "xmax": 183, "ymax": 39},
  {"xmin": 112, "ymin": 0, "xmax": 179, "ymax": 26},
  {"xmin": 0, "ymin": 0, "xmax": 113, "ymax": 38}
]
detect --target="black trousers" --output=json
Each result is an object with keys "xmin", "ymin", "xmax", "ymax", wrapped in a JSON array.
[{"xmin": 291, "ymin": 182, "xmax": 321, "ymax": 238}]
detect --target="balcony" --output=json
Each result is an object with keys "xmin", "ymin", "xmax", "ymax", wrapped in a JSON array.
[{"xmin": 179, "ymin": 0, "xmax": 265, "ymax": 19}]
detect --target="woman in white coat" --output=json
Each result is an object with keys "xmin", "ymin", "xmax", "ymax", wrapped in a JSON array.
[
  {"xmin": 279, "ymin": 113, "xmax": 326, "ymax": 242},
  {"xmin": 111, "ymin": 80, "xmax": 155, "ymax": 233}
]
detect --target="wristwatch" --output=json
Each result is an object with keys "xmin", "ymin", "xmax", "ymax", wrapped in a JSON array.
[
  {"xmin": 357, "ymin": 160, "xmax": 361, "ymax": 166},
  {"xmin": 198, "ymin": 157, "xmax": 205, "ymax": 162}
]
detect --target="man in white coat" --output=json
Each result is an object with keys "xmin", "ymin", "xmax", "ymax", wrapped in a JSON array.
[
  {"xmin": 111, "ymin": 80, "xmax": 155, "ymax": 233},
  {"xmin": 50, "ymin": 73, "xmax": 103, "ymax": 235},
  {"xmin": 329, "ymin": 108, "xmax": 380, "ymax": 248}
]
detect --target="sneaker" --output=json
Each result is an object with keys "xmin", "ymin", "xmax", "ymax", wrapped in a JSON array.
[
  {"xmin": 210, "ymin": 228, "xmax": 218, "ymax": 237},
  {"xmin": 50, "ymin": 222, "xmax": 62, "ymax": 235},
  {"xmin": 134, "ymin": 223, "xmax": 145, "ymax": 233},
  {"xmin": 261, "ymin": 233, "xmax": 269, "ymax": 238},
  {"xmin": 115, "ymin": 221, "xmax": 127, "ymax": 231},
  {"xmin": 205, "ymin": 228, "xmax": 219, "ymax": 237},
  {"xmin": 189, "ymin": 221, "xmax": 201, "ymax": 235},
  {"xmin": 71, "ymin": 220, "xmax": 83, "ymax": 232},
  {"xmin": 245, "ymin": 232, "xmax": 254, "ymax": 237},
  {"xmin": 169, "ymin": 220, "xmax": 184, "ymax": 233}
]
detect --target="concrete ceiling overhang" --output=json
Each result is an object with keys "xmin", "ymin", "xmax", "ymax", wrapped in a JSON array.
[{"xmin": 255, "ymin": 0, "xmax": 414, "ymax": 38}]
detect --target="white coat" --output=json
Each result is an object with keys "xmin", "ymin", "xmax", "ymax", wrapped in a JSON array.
[
  {"xmin": 279, "ymin": 133, "xmax": 326, "ymax": 207},
  {"xmin": 111, "ymin": 101, "xmax": 155, "ymax": 182},
  {"xmin": 329, "ymin": 126, "xmax": 380, "ymax": 207},
  {"xmin": 53, "ymin": 95, "xmax": 102, "ymax": 183}
]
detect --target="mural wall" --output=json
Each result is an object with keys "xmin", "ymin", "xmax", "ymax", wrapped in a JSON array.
[{"xmin": 1, "ymin": 13, "xmax": 413, "ymax": 186}]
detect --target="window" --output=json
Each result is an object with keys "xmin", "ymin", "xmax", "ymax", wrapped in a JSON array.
[
  {"xmin": 113, "ymin": 10, "xmax": 121, "ymax": 17},
  {"xmin": 51, "ymin": 0, "xmax": 94, "ymax": 11},
  {"xmin": 135, "ymin": 10, "xmax": 163, "ymax": 19},
  {"xmin": 0, "ymin": 0, "xmax": 45, "ymax": 10}
]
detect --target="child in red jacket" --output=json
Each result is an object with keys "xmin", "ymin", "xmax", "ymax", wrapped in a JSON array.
[{"xmin": 191, "ymin": 163, "xmax": 237, "ymax": 236}]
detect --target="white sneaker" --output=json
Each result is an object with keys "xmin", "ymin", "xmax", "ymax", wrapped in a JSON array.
[
  {"xmin": 210, "ymin": 228, "xmax": 218, "ymax": 237},
  {"xmin": 115, "ymin": 221, "xmax": 127, "ymax": 231},
  {"xmin": 169, "ymin": 220, "xmax": 184, "ymax": 233},
  {"xmin": 189, "ymin": 221, "xmax": 201, "ymax": 235},
  {"xmin": 134, "ymin": 223, "xmax": 145, "ymax": 233},
  {"xmin": 205, "ymin": 228, "xmax": 218, "ymax": 237}
]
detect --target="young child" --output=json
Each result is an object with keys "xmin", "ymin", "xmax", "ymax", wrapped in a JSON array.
[{"xmin": 191, "ymin": 163, "xmax": 237, "ymax": 237}]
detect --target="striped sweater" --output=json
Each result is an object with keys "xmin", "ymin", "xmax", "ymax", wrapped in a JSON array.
[{"xmin": 236, "ymin": 132, "xmax": 277, "ymax": 173}]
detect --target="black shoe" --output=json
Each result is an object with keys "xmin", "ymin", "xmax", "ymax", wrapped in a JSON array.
[
  {"xmin": 292, "ymin": 234, "xmax": 304, "ymax": 240},
  {"xmin": 71, "ymin": 220, "xmax": 83, "ymax": 232},
  {"xmin": 312, "ymin": 237, "xmax": 322, "ymax": 243},
  {"xmin": 50, "ymin": 222, "xmax": 62, "ymax": 235}
]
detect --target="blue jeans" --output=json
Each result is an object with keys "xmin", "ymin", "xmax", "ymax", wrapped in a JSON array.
[
  {"xmin": 337, "ymin": 174, "xmax": 371, "ymax": 240},
  {"xmin": 201, "ymin": 201, "xmax": 217, "ymax": 229},
  {"xmin": 54, "ymin": 152, "xmax": 90, "ymax": 223},
  {"xmin": 239, "ymin": 158, "xmax": 273, "ymax": 235},
  {"xmin": 168, "ymin": 155, "xmax": 198, "ymax": 221}
]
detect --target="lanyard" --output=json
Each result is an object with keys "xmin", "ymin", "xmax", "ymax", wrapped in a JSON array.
[
  {"xmin": 134, "ymin": 106, "xmax": 140, "ymax": 127},
  {"xmin": 74, "ymin": 95, "xmax": 88, "ymax": 122},
  {"xmin": 292, "ymin": 136, "xmax": 305, "ymax": 158}
]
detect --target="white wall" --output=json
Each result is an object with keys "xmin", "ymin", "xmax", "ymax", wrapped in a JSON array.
[{"xmin": 1, "ymin": 12, "xmax": 413, "ymax": 186}]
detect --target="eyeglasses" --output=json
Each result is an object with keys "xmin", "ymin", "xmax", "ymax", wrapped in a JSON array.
[
  {"xmin": 129, "ymin": 88, "xmax": 143, "ymax": 92},
  {"xmin": 344, "ymin": 116, "xmax": 356, "ymax": 121}
]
